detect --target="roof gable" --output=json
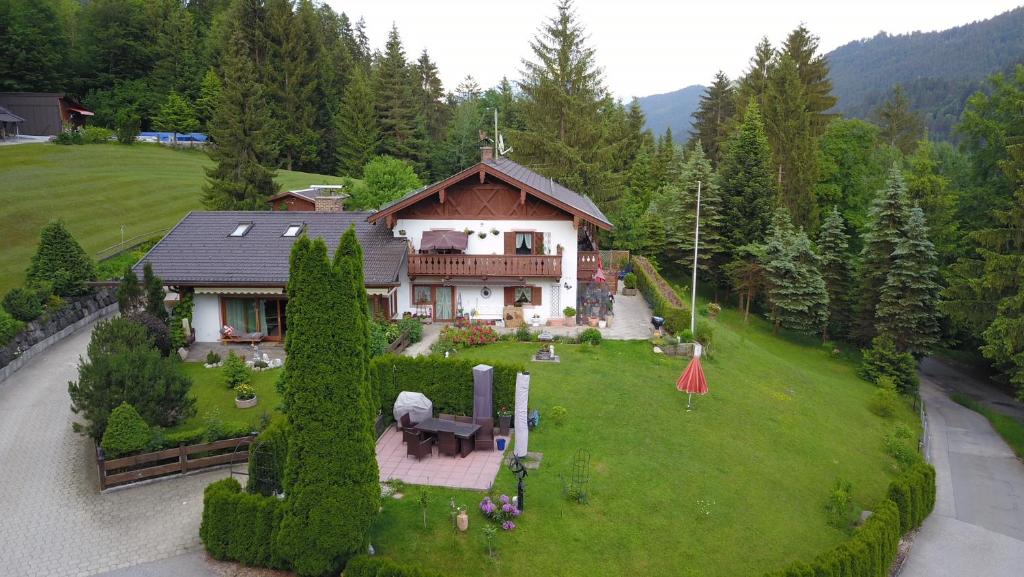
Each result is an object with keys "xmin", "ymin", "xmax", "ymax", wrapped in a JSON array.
[{"xmin": 368, "ymin": 158, "xmax": 612, "ymax": 229}]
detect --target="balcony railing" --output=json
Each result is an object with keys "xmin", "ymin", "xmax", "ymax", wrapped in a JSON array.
[
  {"xmin": 408, "ymin": 254, "xmax": 562, "ymax": 279},
  {"xmin": 577, "ymin": 250, "xmax": 630, "ymax": 279}
]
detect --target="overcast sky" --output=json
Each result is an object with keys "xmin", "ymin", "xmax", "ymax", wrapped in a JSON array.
[{"xmin": 324, "ymin": 0, "xmax": 1022, "ymax": 100}]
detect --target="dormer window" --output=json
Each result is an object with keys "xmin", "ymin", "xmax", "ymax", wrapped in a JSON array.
[
  {"xmin": 283, "ymin": 223, "xmax": 304, "ymax": 237},
  {"xmin": 230, "ymin": 222, "xmax": 253, "ymax": 237}
]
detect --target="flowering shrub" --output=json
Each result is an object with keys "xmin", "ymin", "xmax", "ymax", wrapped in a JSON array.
[
  {"xmin": 479, "ymin": 495, "xmax": 520, "ymax": 530},
  {"xmin": 440, "ymin": 322, "xmax": 498, "ymax": 348}
]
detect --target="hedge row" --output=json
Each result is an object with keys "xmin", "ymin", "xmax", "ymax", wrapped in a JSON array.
[
  {"xmin": 200, "ymin": 478, "xmax": 288, "ymax": 570},
  {"xmin": 765, "ymin": 463, "xmax": 936, "ymax": 577},
  {"xmin": 344, "ymin": 555, "xmax": 444, "ymax": 577},
  {"xmin": 369, "ymin": 355, "xmax": 524, "ymax": 418},
  {"xmin": 632, "ymin": 255, "xmax": 690, "ymax": 334}
]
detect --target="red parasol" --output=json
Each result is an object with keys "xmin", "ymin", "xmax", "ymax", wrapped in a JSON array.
[
  {"xmin": 676, "ymin": 356, "xmax": 708, "ymax": 411},
  {"xmin": 593, "ymin": 253, "xmax": 607, "ymax": 283}
]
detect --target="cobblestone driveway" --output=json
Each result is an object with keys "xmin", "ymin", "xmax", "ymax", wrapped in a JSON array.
[{"xmin": 0, "ymin": 319, "xmax": 230, "ymax": 577}]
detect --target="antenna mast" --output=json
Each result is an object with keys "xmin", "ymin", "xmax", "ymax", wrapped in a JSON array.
[{"xmin": 494, "ymin": 108, "xmax": 499, "ymax": 157}]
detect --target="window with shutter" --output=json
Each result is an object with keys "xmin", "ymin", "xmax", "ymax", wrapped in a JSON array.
[
  {"xmin": 531, "ymin": 286, "xmax": 543, "ymax": 306},
  {"xmin": 504, "ymin": 286, "xmax": 515, "ymax": 306},
  {"xmin": 504, "ymin": 232, "xmax": 515, "ymax": 255}
]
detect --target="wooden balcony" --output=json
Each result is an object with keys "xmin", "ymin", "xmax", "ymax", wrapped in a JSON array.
[
  {"xmin": 408, "ymin": 254, "xmax": 562, "ymax": 279},
  {"xmin": 577, "ymin": 250, "xmax": 630, "ymax": 279}
]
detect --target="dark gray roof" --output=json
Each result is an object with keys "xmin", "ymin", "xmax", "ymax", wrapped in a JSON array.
[
  {"xmin": 375, "ymin": 157, "xmax": 612, "ymax": 228},
  {"xmin": 135, "ymin": 211, "xmax": 408, "ymax": 286},
  {"xmin": 0, "ymin": 105, "xmax": 24, "ymax": 123},
  {"xmin": 485, "ymin": 157, "xmax": 611, "ymax": 227}
]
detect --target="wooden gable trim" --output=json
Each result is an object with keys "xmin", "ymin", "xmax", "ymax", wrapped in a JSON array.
[{"xmin": 366, "ymin": 163, "xmax": 612, "ymax": 230}]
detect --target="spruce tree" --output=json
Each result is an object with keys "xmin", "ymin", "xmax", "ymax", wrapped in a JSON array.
[
  {"xmin": 612, "ymin": 149, "xmax": 655, "ymax": 254},
  {"xmin": 717, "ymin": 101, "xmax": 777, "ymax": 256},
  {"xmin": 656, "ymin": 143, "xmax": 726, "ymax": 285},
  {"xmin": 26, "ymin": 220, "xmax": 96, "ymax": 297},
  {"xmin": 876, "ymin": 207, "xmax": 941, "ymax": 356},
  {"xmin": 817, "ymin": 206, "xmax": 854, "ymax": 340},
  {"xmin": 276, "ymin": 236, "xmax": 379, "ymax": 575},
  {"xmin": 194, "ymin": 69, "xmax": 221, "ymax": 132},
  {"xmin": 148, "ymin": 0, "xmax": 201, "ymax": 99},
  {"xmin": 764, "ymin": 54, "xmax": 819, "ymax": 230},
  {"xmin": 152, "ymin": 91, "xmax": 199, "ymax": 145},
  {"xmin": 652, "ymin": 128, "xmax": 676, "ymax": 189},
  {"xmin": 412, "ymin": 49, "xmax": 449, "ymax": 179},
  {"xmin": 857, "ymin": 166, "xmax": 913, "ymax": 342},
  {"xmin": 374, "ymin": 25, "xmax": 418, "ymax": 162},
  {"xmin": 874, "ymin": 85, "xmax": 923, "ymax": 155},
  {"xmin": 0, "ymin": 0, "xmax": 68, "ymax": 92},
  {"xmin": 334, "ymin": 67, "xmax": 380, "ymax": 177},
  {"xmin": 266, "ymin": 0, "xmax": 320, "ymax": 171},
  {"xmin": 736, "ymin": 37, "xmax": 774, "ymax": 111},
  {"xmin": 780, "ymin": 25, "xmax": 837, "ymax": 135},
  {"xmin": 514, "ymin": 0, "xmax": 615, "ymax": 207},
  {"xmin": 761, "ymin": 209, "xmax": 829, "ymax": 335},
  {"xmin": 142, "ymin": 263, "xmax": 167, "ymax": 323},
  {"xmin": 690, "ymin": 71, "xmax": 736, "ymax": 167},
  {"xmin": 203, "ymin": 29, "xmax": 280, "ymax": 210}
]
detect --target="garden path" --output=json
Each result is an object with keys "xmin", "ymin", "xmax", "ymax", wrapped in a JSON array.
[
  {"xmin": 900, "ymin": 371, "xmax": 1024, "ymax": 577},
  {"xmin": 0, "ymin": 317, "xmax": 230, "ymax": 577}
]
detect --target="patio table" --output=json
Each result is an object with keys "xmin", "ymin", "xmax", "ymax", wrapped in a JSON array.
[{"xmin": 415, "ymin": 418, "xmax": 481, "ymax": 457}]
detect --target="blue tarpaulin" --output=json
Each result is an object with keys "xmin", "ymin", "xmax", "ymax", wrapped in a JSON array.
[{"xmin": 138, "ymin": 131, "xmax": 208, "ymax": 142}]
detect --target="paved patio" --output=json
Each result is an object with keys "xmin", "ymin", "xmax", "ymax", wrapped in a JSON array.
[
  {"xmin": 184, "ymin": 341, "xmax": 285, "ymax": 364},
  {"xmin": 376, "ymin": 427, "xmax": 510, "ymax": 490},
  {"xmin": 494, "ymin": 291, "xmax": 654, "ymax": 341}
]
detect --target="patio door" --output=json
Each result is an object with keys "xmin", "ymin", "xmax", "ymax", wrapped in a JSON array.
[{"xmin": 435, "ymin": 286, "xmax": 453, "ymax": 321}]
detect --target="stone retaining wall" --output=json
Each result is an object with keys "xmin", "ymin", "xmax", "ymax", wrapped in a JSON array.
[{"xmin": 0, "ymin": 288, "xmax": 118, "ymax": 382}]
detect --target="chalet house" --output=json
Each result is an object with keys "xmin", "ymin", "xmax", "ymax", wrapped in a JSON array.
[{"xmin": 136, "ymin": 143, "xmax": 612, "ymax": 343}]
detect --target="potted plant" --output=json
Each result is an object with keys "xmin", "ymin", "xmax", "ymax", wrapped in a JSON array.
[
  {"xmin": 563, "ymin": 306, "xmax": 577, "ymax": 325},
  {"xmin": 587, "ymin": 316, "xmax": 599, "ymax": 327},
  {"xmin": 478, "ymin": 231, "xmax": 487, "ymax": 239},
  {"xmin": 463, "ymin": 227, "xmax": 474, "ymax": 235},
  {"xmin": 497, "ymin": 406, "xmax": 513, "ymax": 435},
  {"xmin": 622, "ymin": 272, "xmax": 638, "ymax": 296},
  {"xmin": 490, "ymin": 228, "xmax": 500, "ymax": 236},
  {"xmin": 234, "ymin": 383, "xmax": 257, "ymax": 409}
]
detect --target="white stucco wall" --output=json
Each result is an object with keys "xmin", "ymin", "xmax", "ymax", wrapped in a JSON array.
[
  {"xmin": 394, "ymin": 218, "xmax": 579, "ymax": 322},
  {"xmin": 193, "ymin": 293, "xmax": 221, "ymax": 342}
]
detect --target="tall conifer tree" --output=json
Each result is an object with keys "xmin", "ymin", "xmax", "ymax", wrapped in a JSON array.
[
  {"xmin": 874, "ymin": 85, "xmax": 923, "ymax": 155},
  {"xmin": 762, "ymin": 208, "xmax": 829, "ymax": 335},
  {"xmin": 737, "ymin": 37, "xmax": 774, "ymax": 111},
  {"xmin": 266, "ymin": 0, "xmax": 319, "ymax": 171},
  {"xmin": 203, "ymin": 29, "xmax": 280, "ymax": 210},
  {"xmin": 334, "ymin": 67, "xmax": 380, "ymax": 176},
  {"xmin": 817, "ymin": 206, "xmax": 854, "ymax": 340},
  {"xmin": 780, "ymin": 25, "xmax": 837, "ymax": 135},
  {"xmin": 764, "ymin": 54, "xmax": 818, "ymax": 230},
  {"xmin": 374, "ymin": 26, "xmax": 418, "ymax": 163},
  {"xmin": 690, "ymin": 72, "xmax": 737, "ymax": 167},
  {"xmin": 718, "ymin": 101, "xmax": 777, "ymax": 256}
]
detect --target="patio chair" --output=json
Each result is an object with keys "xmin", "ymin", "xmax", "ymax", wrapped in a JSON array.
[
  {"xmin": 437, "ymin": 431, "xmax": 459, "ymax": 457},
  {"xmin": 474, "ymin": 417, "xmax": 495, "ymax": 451},
  {"xmin": 400, "ymin": 412, "xmax": 418, "ymax": 430},
  {"xmin": 407, "ymin": 437, "xmax": 433, "ymax": 460},
  {"xmin": 439, "ymin": 413, "xmax": 455, "ymax": 421},
  {"xmin": 455, "ymin": 415, "xmax": 473, "ymax": 424},
  {"xmin": 403, "ymin": 428, "xmax": 422, "ymax": 446}
]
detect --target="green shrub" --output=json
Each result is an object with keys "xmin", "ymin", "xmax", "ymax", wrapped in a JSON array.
[
  {"xmin": 579, "ymin": 327, "xmax": 603, "ymax": 345},
  {"xmin": 663, "ymin": 307, "xmax": 690, "ymax": 335},
  {"xmin": 2, "ymin": 287, "xmax": 43, "ymax": 321},
  {"xmin": 200, "ymin": 478, "xmax": 287, "ymax": 569},
  {"xmin": 695, "ymin": 320, "xmax": 715, "ymax": 348},
  {"xmin": 563, "ymin": 306, "xmax": 577, "ymax": 319},
  {"xmin": 222, "ymin": 351, "xmax": 251, "ymax": 389},
  {"xmin": 824, "ymin": 478, "xmax": 854, "ymax": 530},
  {"xmin": 100, "ymin": 402, "xmax": 151, "ymax": 458},
  {"xmin": 0, "ymin": 309, "xmax": 23, "ymax": 347},
  {"xmin": 81, "ymin": 126, "xmax": 114, "ymax": 144},
  {"xmin": 115, "ymin": 111, "xmax": 140, "ymax": 144},
  {"xmin": 397, "ymin": 317, "xmax": 423, "ymax": 343},
  {"xmin": 369, "ymin": 355, "xmax": 523, "ymax": 417},
  {"xmin": 126, "ymin": 311, "xmax": 171, "ymax": 356},
  {"xmin": 344, "ymin": 555, "xmax": 444, "ymax": 577},
  {"xmin": 885, "ymin": 432, "xmax": 921, "ymax": 468},
  {"xmin": 623, "ymin": 272, "xmax": 638, "ymax": 289},
  {"xmin": 859, "ymin": 334, "xmax": 919, "ymax": 394},
  {"xmin": 206, "ymin": 350, "xmax": 221, "ymax": 365},
  {"xmin": 868, "ymin": 377, "xmax": 900, "ymax": 418},
  {"xmin": 550, "ymin": 405, "xmax": 567, "ymax": 426},
  {"xmin": 514, "ymin": 323, "xmax": 532, "ymax": 342},
  {"xmin": 26, "ymin": 220, "xmax": 96, "ymax": 297},
  {"xmin": 168, "ymin": 289, "xmax": 194, "ymax": 350},
  {"xmin": 369, "ymin": 320, "xmax": 389, "ymax": 356}
]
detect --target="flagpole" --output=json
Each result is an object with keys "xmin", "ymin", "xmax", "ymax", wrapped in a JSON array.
[{"xmin": 690, "ymin": 181, "xmax": 702, "ymax": 336}]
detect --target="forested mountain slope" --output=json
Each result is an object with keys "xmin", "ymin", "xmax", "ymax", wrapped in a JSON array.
[{"xmin": 636, "ymin": 84, "xmax": 705, "ymax": 137}]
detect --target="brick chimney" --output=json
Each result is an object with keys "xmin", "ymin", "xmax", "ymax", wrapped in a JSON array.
[
  {"xmin": 478, "ymin": 130, "xmax": 494, "ymax": 162},
  {"xmin": 314, "ymin": 195, "xmax": 345, "ymax": 212}
]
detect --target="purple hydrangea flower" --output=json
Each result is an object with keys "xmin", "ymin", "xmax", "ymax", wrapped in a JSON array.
[
  {"xmin": 499, "ymin": 495, "xmax": 510, "ymax": 504},
  {"xmin": 501, "ymin": 521, "xmax": 516, "ymax": 531},
  {"xmin": 502, "ymin": 503, "xmax": 514, "ymax": 513}
]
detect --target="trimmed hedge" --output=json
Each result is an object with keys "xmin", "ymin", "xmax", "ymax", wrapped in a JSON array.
[
  {"xmin": 369, "ymin": 355, "xmax": 524, "ymax": 417},
  {"xmin": 200, "ymin": 478, "xmax": 287, "ymax": 569},
  {"xmin": 100, "ymin": 402, "xmax": 151, "ymax": 458},
  {"xmin": 344, "ymin": 555, "xmax": 444, "ymax": 577},
  {"xmin": 248, "ymin": 416, "xmax": 288, "ymax": 496},
  {"xmin": 632, "ymin": 255, "xmax": 690, "ymax": 334},
  {"xmin": 765, "ymin": 463, "xmax": 936, "ymax": 577}
]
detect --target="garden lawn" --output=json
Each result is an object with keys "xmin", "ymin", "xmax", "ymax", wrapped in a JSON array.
[
  {"xmin": 0, "ymin": 143, "xmax": 347, "ymax": 294},
  {"xmin": 369, "ymin": 307, "xmax": 920, "ymax": 577},
  {"xmin": 172, "ymin": 363, "xmax": 284, "ymax": 435}
]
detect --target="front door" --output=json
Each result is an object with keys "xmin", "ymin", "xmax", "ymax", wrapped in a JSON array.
[{"xmin": 435, "ymin": 286, "xmax": 454, "ymax": 321}]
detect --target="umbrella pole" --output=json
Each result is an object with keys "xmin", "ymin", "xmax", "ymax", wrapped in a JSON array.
[{"xmin": 687, "ymin": 392, "xmax": 693, "ymax": 412}]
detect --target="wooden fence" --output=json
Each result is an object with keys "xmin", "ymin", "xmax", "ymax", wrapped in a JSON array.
[
  {"xmin": 386, "ymin": 328, "xmax": 413, "ymax": 355},
  {"xmin": 96, "ymin": 434, "xmax": 255, "ymax": 490}
]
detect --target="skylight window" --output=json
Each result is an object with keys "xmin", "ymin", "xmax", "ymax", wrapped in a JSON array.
[
  {"xmin": 230, "ymin": 222, "xmax": 253, "ymax": 237},
  {"xmin": 283, "ymin": 223, "xmax": 304, "ymax": 237}
]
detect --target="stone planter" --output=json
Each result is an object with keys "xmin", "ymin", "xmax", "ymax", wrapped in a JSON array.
[
  {"xmin": 499, "ymin": 415, "xmax": 511, "ymax": 436},
  {"xmin": 547, "ymin": 318, "xmax": 564, "ymax": 327},
  {"xmin": 598, "ymin": 320, "xmax": 607, "ymax": 329},
  {"xmin": 587, "ymin": 317, "xmax": 599, "ymax": 327},
  {"xmin": 622, "ymin": 287, "xmax": 637, "ymax": 296},
  {"xmin": 235, "ymin": 395, "xmax": 257, "ymax": 409},
  {"xmin": 456, "ymin": 510, "xmax": 469, "ymax": 532}
]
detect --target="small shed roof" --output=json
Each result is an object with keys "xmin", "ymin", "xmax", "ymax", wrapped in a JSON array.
[{"xmin": 0, "ymin": 105, "xmax": 25, "ymax": 123}]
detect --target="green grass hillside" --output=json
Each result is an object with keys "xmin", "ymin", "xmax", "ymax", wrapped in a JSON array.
[
  {"xmin": 371, "ymin": 307, "xmax": 921, "ymax": 576},
  {"xmin": 0, "ymin": 143, "xmax": 345, "ymax": 294}
]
